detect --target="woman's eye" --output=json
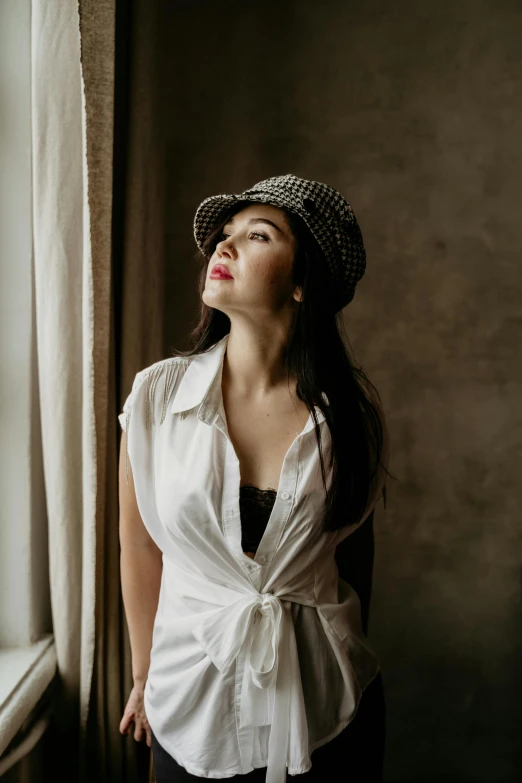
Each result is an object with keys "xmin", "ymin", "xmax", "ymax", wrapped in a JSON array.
[{"xmin": 218, "ymin": 230, "xmax": 269, "ymax": 242}]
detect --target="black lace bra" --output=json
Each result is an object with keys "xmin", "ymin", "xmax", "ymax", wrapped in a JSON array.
[{"xmin": 239, "ymin": 484, "xmax": 277, "ymax": 553}]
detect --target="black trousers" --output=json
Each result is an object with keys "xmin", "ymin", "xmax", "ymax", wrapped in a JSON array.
[{"xmin": 151, "ymin": 671, "xmax": 386, "ymax": 782}]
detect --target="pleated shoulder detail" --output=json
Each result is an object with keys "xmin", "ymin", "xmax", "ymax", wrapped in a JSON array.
[{"xmin": 119, "ymin": 357, "xmax": 190, "ymax": 484}]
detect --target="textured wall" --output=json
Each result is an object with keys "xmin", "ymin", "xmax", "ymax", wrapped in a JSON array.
[{"xmin": 163, "ymin": 2, "xmax": 522, "ymax": 779}]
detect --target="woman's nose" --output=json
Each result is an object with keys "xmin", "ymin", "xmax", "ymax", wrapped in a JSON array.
[{"xmin": 217, "ymin": 238, "xmax": 236, "ymax": 258}]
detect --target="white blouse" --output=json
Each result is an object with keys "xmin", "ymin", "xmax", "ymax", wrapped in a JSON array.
[{"xmin": 119, "ymin": 333, "xmax": 389, "ymax": 783}]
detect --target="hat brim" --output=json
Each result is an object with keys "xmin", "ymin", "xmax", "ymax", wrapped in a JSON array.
[{"xmin": 193, "ymin": 191, "xmax": 301, "ymax": 254}]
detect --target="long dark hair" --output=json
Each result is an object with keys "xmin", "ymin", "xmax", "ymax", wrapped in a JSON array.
[{"xmin": 170, "ymin": 200, "xmax": 393, "ymax": 534}]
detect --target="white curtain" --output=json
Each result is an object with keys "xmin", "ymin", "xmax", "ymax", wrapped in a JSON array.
[
  {"xmin": 31, "ymin": 1, "xmax": 164, "ymax": 779},
  {"xmin": 31, "ymin": 0, "xmax": 103, "ymax": 775}
]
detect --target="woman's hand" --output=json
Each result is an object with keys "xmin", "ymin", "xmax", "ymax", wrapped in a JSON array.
[{"xmin": 120, "ymin": 683, "xmax": 152, "ymax": 748}]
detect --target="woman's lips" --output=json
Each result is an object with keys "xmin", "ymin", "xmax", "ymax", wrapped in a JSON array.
[{"xmin": 210, "ymin": 264, "xmax": 234, "ymax": 280}]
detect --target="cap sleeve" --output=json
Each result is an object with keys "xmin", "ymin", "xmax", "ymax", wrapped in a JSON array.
[
  {"xmin": 117, "ymin": 358, "xmax": 190, "ymax": 554},
  {"xmin": 118, "ymin": 368, "xmax": 150, "ymax": 487},
  {"xmin": 118, "ymin": 369, "xmax": 146, "ymax": 434},
  {"xmin": 118, "ymin": 358, "xmax": 190, "ymax": 485}
]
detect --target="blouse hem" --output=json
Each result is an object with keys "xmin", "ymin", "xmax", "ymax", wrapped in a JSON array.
[
  {"xmin": 306, "ymin": 664, "xmax": 381, "ymax": 757},
  {"xmin": 149, "ymin": 665, "xmax": 381, "ymax": 778}
]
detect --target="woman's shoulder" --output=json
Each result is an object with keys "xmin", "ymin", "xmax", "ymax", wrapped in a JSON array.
[
  {"xmin": 120, "ymin": 355, "xmax": 192, "ymax": 432},
  {"xmin": 134, "ymin": 354, "xmax": 191, "ymax": 382}
]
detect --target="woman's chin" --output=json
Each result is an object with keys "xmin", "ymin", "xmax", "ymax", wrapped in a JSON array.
[{"xmin": 202, "ymin": 289, "xmax": 231, "ymax": 310}]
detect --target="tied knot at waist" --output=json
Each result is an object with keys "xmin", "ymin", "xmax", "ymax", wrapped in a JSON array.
[
  {"xmin": 192, "ymin": 591, "xmax": 284, "ymax": 697},
  {"xmin": 248, "ymin": 593, "xmax": 282, "ymax": 691},
  {"xmin": 191, "ymin": 590, "xmax": 305, "ymax": 783}
]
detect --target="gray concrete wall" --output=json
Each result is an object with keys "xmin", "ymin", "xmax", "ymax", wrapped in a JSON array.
[{"xmin": 163, "ymin": 2, "xmax": 522, "ymax": 779}]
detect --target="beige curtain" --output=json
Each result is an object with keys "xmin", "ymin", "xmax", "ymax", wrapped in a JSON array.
[
  {"xmin": 80, "ymin": 0, "xmax": 166, "ymax": 779},
  {"xmin": 31, "ymin": 1, "xmax": 96, "ymax": 776},
  {"xmin": 33, "ymin": 1, "xmax": 165, "ymax": 780}
]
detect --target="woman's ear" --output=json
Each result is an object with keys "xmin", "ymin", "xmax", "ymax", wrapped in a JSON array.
[{"xmin": 292, "ymin": 285, "xmax": 303, "ymax": 303}]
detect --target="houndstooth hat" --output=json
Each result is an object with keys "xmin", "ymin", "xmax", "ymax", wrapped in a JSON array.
[{"xmin": 193, "ymin": 173, "xmax": 366, "ymax": 312}]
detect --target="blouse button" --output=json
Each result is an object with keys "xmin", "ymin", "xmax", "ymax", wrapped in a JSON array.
[
  {"xmin": 281, "ymin": 492, "xmax": 290, "ymax": 500},
  {"xmin": 258, "ymin": 555, "xmax": 267, "ymax": 564}
]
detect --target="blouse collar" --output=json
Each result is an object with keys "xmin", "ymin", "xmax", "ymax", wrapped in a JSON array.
[{"xmin": 170, "ymin": 332, "xmax": 328, "ymax": 430}]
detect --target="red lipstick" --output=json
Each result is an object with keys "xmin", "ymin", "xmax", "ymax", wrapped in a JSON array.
[{"xmin": 210, "ymin": 263, "xmax": 234, "ymax": 280}]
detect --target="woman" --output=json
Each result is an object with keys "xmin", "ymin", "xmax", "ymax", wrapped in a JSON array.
[{"xmin": 118, "ymin": 174, "xmax": 391, "ymax": 782}]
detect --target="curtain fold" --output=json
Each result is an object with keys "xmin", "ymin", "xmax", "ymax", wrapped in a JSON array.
[
  {"xmin": 31, "ymin": 3, "xmax": 93, "ymax": 778},
  {"xmin": 33, "ymin": 0, "xmax": 165, "ymax": 779},
  {"xmin": 80, "ymin": 0, "xmax": 166, "ymax": 777}
]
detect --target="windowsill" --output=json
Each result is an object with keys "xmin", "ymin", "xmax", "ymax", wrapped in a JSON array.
[{"xmin": 0, "ymin": 634, "xmax": 57, "ymax": 758}]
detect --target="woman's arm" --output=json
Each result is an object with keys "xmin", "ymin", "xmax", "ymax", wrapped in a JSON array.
[{"xmin": 118, "ymin": 430, "xmax": 163, "ymax": 687}]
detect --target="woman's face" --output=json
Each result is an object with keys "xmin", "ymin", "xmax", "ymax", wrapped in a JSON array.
[{"xmin": 202, "ymin": 203, "xmax": 302, "ymax": 317}]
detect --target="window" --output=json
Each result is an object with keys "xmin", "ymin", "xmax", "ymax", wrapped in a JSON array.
[{"xmin": 0, "ymin": 0, "xmax": 56, "ymax": 772}]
